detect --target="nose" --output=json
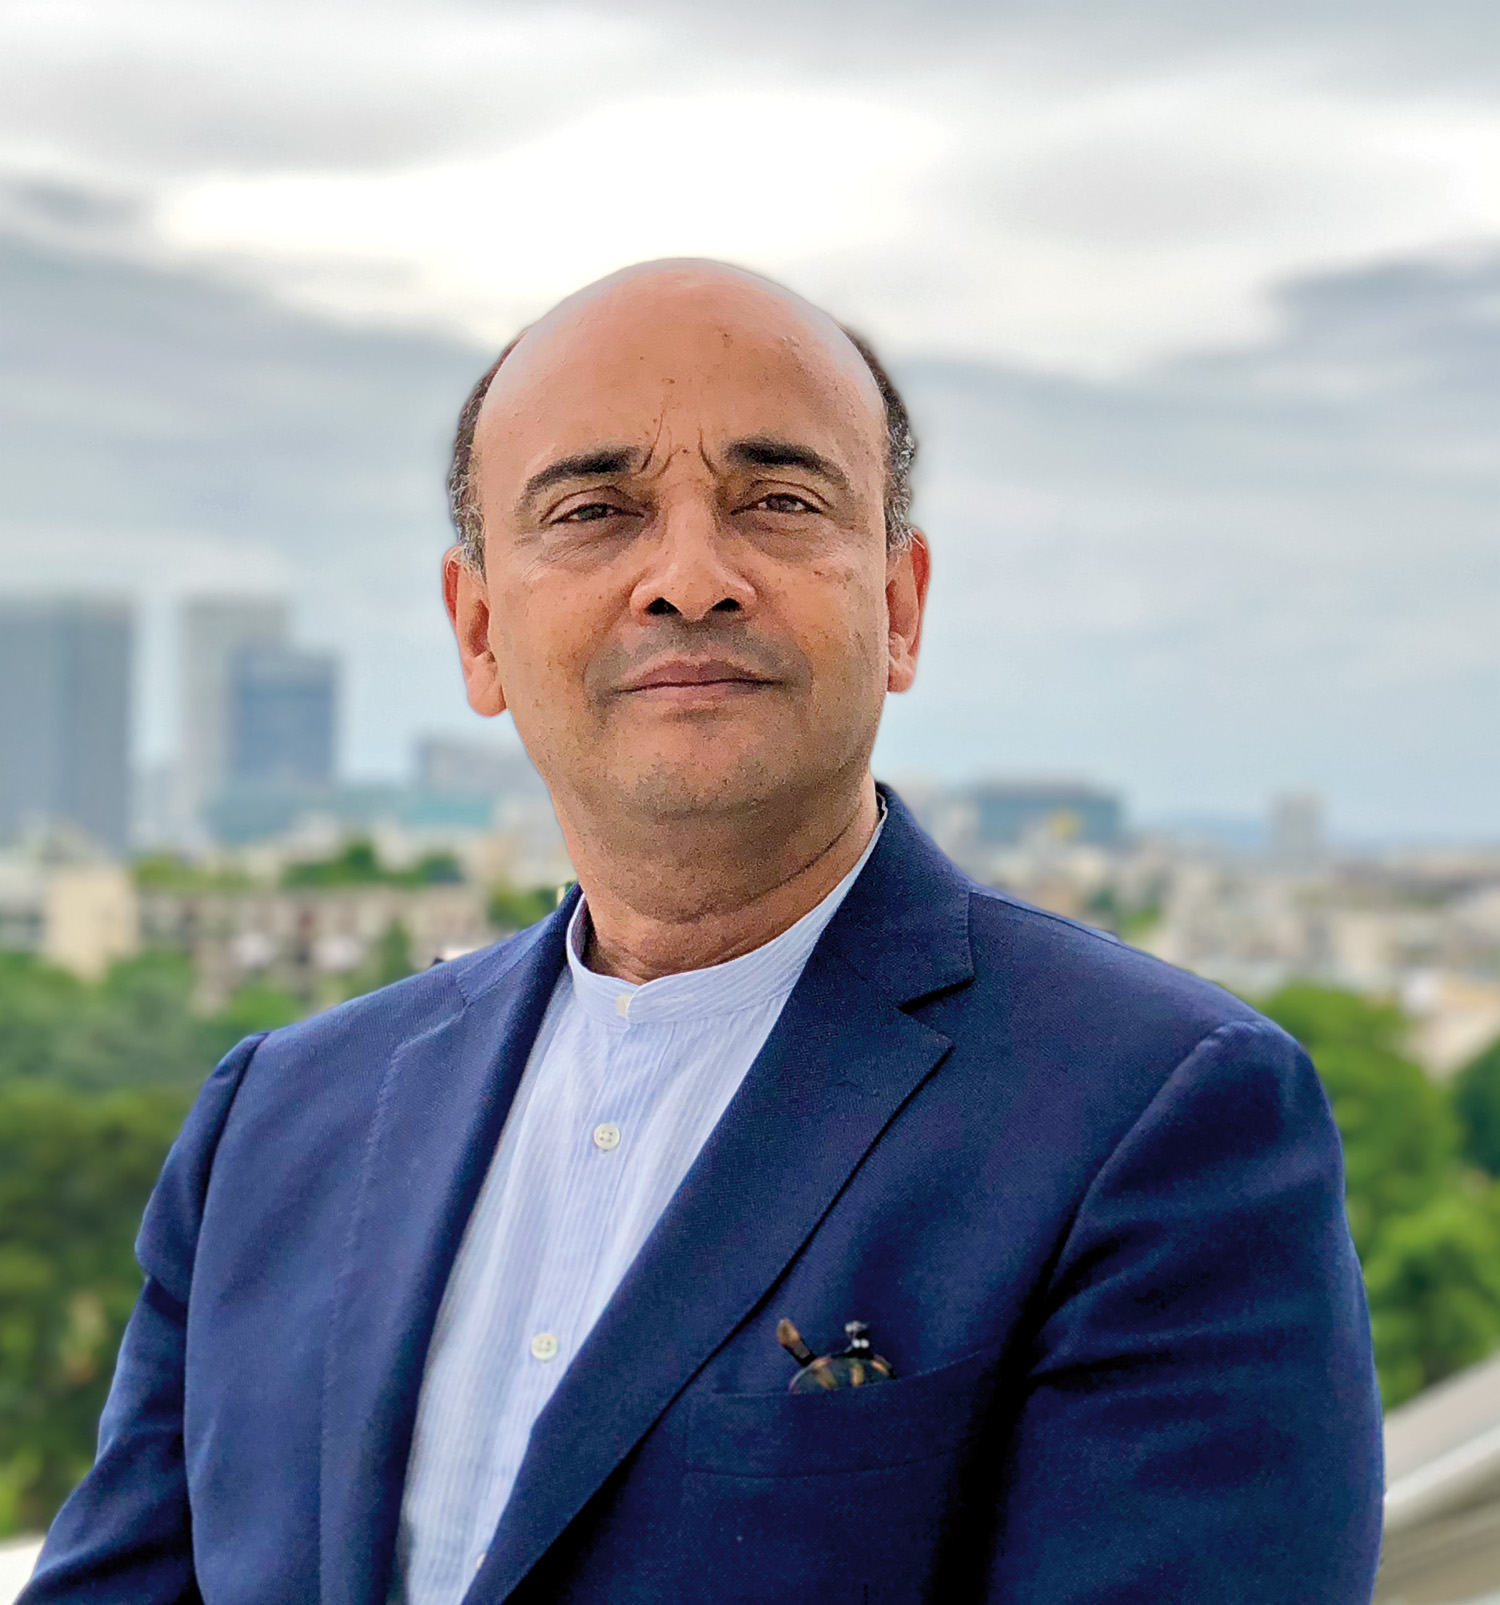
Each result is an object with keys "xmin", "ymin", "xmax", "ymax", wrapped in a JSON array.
[{"xmin": 628, "ymin": 496, "xmax": 756, "ymax": 623}]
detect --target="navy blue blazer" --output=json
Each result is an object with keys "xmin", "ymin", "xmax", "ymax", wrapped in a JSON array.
[{"xmin": 25, "ymin": 792, "xmax": 1383, "ymax": 1603}]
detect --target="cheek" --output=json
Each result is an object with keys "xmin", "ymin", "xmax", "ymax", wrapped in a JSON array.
[
  {"xmin": 796, "ymin": 562, "xmax": 890, "ymax": 684},
  {"xmin": 487, "ymin": 571, "xmax": 610, "ymax": 689}
]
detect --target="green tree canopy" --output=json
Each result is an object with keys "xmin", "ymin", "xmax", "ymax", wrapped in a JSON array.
[
  {"xmin": 0, "ymin": 951, "xmax": 303, "ymax": 1096},
  {"xmin": 0, "ymin": 1082, "xmax": 189, "ymax": 1532},
  {"xmin": 1262, "ymin": 984, "xmax": 1500, "ymax": 1406},
  {"xmin": 1363, "ymin": 1190, "xmax": 1500, "ymax": 1408},
  {"xmin": 487, "ymin": 884, "xmax": 560, "ymax": 933},
  {"xmin": 282, "ymin": 840, "xmax": 463, "ymax": 889},
  {"xmin": 1453, "ymin": 1034, "xmax": 1500, "ymax": 1177}
]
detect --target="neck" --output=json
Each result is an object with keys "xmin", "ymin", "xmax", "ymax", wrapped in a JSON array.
[{"xmin": 555, "ymin": 775, "xmax": 881, "ymax": 984}]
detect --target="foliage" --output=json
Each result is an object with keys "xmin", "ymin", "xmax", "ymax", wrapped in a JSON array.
[
  {"xmin": 1261, "ymin": 985, "xmax": 1456, "ymax": 1258},
  {"xmin": 210, "ymin": 982, "xmax": 304, "ymax": 1046},
  {"xmin": 0, "ymin": 1082, "xmax": 190, "ymax": 1533},
  {"xmin": 487, "ymin": 883, "xmax": 561, "ymax": 932},
  {"xmin": 281, "ymin": 840, "xmax": 463, "ymax": 889},
  {"xmin": 0, "ymin": 953, "xmax": 309, "ymax": 1535},
  {"xmin": 1261, "ymin": 985, "xmax": 1500, "ymax": 1406},
  {"xmin": 0, "ymin": 951, "xmax": 301, "ymax": 1097},
  {"xmin": 132, "ymin": 853, "xmax": 250, "ymax": 892},
  {"xmin": 1363, "ymin": 1189, "xmax": 1500, "ymax": 1410},
  {"xmin": 361, "ymin": 921, "xmax": 414, "ymax": 992},
  {"xmin": 1083, "ymin": 885, "xmax": 1162, "ymax": 943},
  {"xmin": 1453, "ymin": 1036, "xmax": 1500, "ymax": 1177}
]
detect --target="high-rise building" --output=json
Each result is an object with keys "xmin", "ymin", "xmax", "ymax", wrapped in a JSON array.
[
  {"xmin": 970, "ymin": 781, "xmax": 1123, "ymax": 847},
  {"xmin": 0, "ymin": 597, "xmax": 134, "ymax": 852},
  {"xmin": 1270, "ymin": 792, "xmax": 1325, "ymax": 869},
  {"xmin": 228, "ymin": 644, "xmax": 337, "ymax": 788},
  {"xmin": 179, "ymin": 597, "xmax": 289, "ymax": 825}
]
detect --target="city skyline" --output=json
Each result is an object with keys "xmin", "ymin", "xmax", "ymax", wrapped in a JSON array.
[{"xmin": 0, "ymin": 1, "xmax": 1495, "ymax": 839}]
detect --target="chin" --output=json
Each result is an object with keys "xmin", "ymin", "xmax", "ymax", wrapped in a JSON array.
[{"xmin": 620, "ymin": 750, "xmax": 796, "ymax": 820}]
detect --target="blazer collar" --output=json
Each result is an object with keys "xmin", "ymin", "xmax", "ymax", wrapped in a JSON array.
[
  {"xmin": 826, "ymin": 783, "xmax": 975, "ymax": 1006},
  {"xmin": 470, "ymin": 787, "xmax": 975, "ymax": 1602}
]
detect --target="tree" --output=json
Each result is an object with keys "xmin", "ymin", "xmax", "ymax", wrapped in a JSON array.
[
  {"xmin": 0, "ymin": 955, "xmax": 84, "ymax": 1086},
  {"xmin": 487, "ymin": 883, "xmax": 560, "ymax": 933},
  {"xmin": 1453, "ymin": 1034, "xmax": 1500, "ymax": 1177},
  {"xmin": 49, "ymin": 952, "xmax": 220, "ymax": 1094},
  {"xmin": 352, "ymin": 920, "xmax": 413, "ymax": 994},
  {"xmin": 1261, "ymin": 984, "xmax": 1455, "ymax": 1256},
  {"xmin": 0, "ymin": 955, "xmax": 308, "ymax": 1533},
  {"xmin": 281, "ymin": 840, "xmax": 464, "ymax": 889},
  {"xmin": 1262, "ymin": 985, "xmax": 1500, "ymax": 1406},
  {"xmin": 1364, "ymin": 1189, "xmax": 1500, "ymax": 1407},
  {"xmin": 0, "ymin": 1082, "xmax": 188, "ymax": 1533}
]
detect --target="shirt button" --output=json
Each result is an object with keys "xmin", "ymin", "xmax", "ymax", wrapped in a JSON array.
[
  {"xmin": 474, "ymin": 1552, "xmax": 486, "ymax": 1572},
  {"xmin": 614, "ymin": 992, "xmax": 630, "ymax": 1018},
  {"xmin": 593, "ymin": 1122, "xmax": 621, "ymax": 1151},
  {"xmin": 530, "ymin": 1332, "xmax": 560, "ymax": 1362}
]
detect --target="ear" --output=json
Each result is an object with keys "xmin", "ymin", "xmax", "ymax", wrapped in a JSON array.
[
  {"xmin": 443, "ymin": 546, "xmax": 508, "ymax": 717},
  {"xmin": 885, "ymin": 528, "xmax": 930, "ymax": 695}
]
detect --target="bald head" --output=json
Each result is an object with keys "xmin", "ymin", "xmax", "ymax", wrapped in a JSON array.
[
  {"xmin": 440, "ymin": 256, "xmax": 931, "ymax": 927},
  {"xmin": 448, "ymin": 260, "xmax": 916, "ymax": 571}
]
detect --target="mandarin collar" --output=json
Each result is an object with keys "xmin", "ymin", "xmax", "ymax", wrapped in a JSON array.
[{"xmin": 563, "ymin": 804, "xmax": 886, "ymax": 1029}]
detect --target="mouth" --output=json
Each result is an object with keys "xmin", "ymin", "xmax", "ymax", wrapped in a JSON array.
[{"xmin": 617, "ymin": 657, "xmax": 779, "ymax": 700}]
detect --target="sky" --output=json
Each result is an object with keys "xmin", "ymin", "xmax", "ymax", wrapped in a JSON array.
[{"xmin": 1, "ymin": 0, "xmax": 1497, "ymax": 837}]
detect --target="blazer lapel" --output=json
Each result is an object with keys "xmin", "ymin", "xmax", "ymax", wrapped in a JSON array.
[
  {"xmin": 475, "ymin": 794, "xmax": 975, "ymax": 1603},
  {"xmin": 318, "ymin": 906, "xmax": 574, "ymax": 1605}
]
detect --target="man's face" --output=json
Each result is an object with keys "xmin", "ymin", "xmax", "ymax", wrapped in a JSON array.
[{"xmin": 447, "ymin": 266, "xmax": 927, "ymax": 830}]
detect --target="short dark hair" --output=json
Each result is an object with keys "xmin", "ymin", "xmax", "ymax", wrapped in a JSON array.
[{"xmin": 447, "ymin": 324, "xmax": 917, "ymax": 572}]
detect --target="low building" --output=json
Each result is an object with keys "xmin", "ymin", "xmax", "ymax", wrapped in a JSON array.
[
  {"xmin": 139, "ymin": 880, "xmax": 496, "ymax": 1011},
  {"xmin": 42, "ymin": 864, "xmax": 139, "ymax": 980},
  {"xmin": 0, "ymin": 840, "xmax": 139, "ymax": 978}
]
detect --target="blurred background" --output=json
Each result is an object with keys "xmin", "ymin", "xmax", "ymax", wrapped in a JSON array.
[{"xmin": 1, "ymin": 1, "xmax": 1498, "ymax": 1597}]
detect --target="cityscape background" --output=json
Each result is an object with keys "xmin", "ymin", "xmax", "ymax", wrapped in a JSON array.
[{"xmin": 2, "ymin": 1, "xmax": 1499, "ymax": 1600}]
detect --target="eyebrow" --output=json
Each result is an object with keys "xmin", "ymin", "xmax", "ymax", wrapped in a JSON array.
[
  {"xmin": 724, "ymin": 437, "xmax": 852, "ymax": 494},
  {"xmin": 519, "ymin": 446, "xmax": 641, "ymax": 508}
]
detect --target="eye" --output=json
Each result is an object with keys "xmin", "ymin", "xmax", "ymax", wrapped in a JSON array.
[
  {"xmin": 557, "ymin": 500, "xmax": 624, "ymax": 524},
  {"xmin": 748, "ymin": 492, "xmax": 817, "ymax": 514}
]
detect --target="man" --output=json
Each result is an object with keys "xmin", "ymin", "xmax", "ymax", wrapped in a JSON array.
[{"xmin": 24, "ymin": 261, "xmax": 1382, "ymax": 1603}]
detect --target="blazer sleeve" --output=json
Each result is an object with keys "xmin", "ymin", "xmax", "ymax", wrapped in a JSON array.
[
  {"xmin": 987, "ymin": 1019, "xmax": 1384, "ymax": 1604},
  {"xmin": 20, "ymin": 1034, "xmax": 265, "ymax": 1605}
]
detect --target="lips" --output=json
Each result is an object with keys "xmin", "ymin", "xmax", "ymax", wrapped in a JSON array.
[{"xmin": 618, "ymin": 657, "xmax": 776, "ymax": 692}]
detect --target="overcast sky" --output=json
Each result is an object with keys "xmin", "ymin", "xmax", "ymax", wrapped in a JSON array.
[{"xmin": 1, "ymin": 0, "xmax": 1497, "ymax": 837}]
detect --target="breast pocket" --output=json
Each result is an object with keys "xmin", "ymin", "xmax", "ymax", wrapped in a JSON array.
[
  {"xmin": 674, "ymin": 1348, "xmax": 999, "ymax": 1603},
  {"xmin": 687, "ymin": 1345, "xmax": 995, "ymax": 1476}
]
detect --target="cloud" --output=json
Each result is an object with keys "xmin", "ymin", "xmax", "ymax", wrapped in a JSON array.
[
  {"xmin": 2, "ymin": 1, "xmax": 1498, "ymax": 373},
  {"xmin": 0, "ymin": 1, "xmax": 1495, "ymax": 834},
  {"xmin": 1, "ymin": 217, "xmax": 1495, "ymax": 834}
]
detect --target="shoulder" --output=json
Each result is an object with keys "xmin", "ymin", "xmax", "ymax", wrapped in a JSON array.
[
  {"xmin": 966, "ymin": 882, "xmax": 1261, "ymax": 1039},
  {"xmin": 201, "ymin": 918, "xmax": 563, "ymax": 1149},
  {"xmin": 932, "ymin": 883, "xmax": 1294, "ymax": 1138},
  {"xmin": 247, "ymin": 917, "xmax": 554, "ymax": 1072}
]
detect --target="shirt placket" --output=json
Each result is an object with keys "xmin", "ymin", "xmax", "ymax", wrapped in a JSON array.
[{"xmin": 481, "ymin": 1012, "xmax": 646, "ymax": 1510}]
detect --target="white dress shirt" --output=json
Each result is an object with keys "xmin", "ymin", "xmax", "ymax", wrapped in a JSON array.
[{"xmin": 391, "ymin": 812, "xmax": 884, "ymax": 1605}]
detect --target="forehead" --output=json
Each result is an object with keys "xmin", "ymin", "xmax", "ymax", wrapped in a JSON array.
[{"xmin": 472, "ymin": 270, "xmax": 887, "ymax": 496}]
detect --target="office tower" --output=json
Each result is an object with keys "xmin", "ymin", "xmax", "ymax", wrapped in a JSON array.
[
  {"xmin": 1270, "ymin": 792, "xmax": 1326, "ymax": 869},
  {"xmin": 970, "ymin": 782, "xmax": 1123, "ymax": 848},
  {"xmin": 0, "ymin": 597, "xmax": 134, "ymax": 852},
  {"xmin": 179, "ymin": 597, "xmax": 289, "ymax": 825},
  {"xmin": 228, "ymin": 644, "xmax": 337, "ymax": 788}
]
